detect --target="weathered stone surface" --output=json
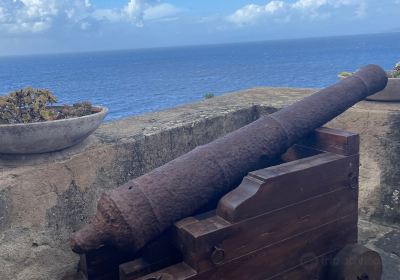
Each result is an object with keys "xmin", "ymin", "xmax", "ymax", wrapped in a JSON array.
[
  {"xmin": 327, "ymin": 101, "xmax": 400, "ymax": 224},
  {"xmin": 359, "ymin": 219, "xmax": 400, "ymax": 280},
  {"xmin": 367, "ymin": 78, "xmax": 400, "ymax": 101},
  {"xmin": 0, "ymin": 87, "xmax": 399, "ymax": 279}
]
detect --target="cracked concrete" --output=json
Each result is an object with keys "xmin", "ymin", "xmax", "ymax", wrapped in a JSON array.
[{"xmin": 0, "ymin": 87, "xmax": 399, "ymax": 279}]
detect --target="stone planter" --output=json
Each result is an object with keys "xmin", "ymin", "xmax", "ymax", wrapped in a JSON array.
[
  {"xmin": 0, "ymin": 106, "xmax": 108, "ymax": 154},
  {"xmin": 366, "ymin": 78, "xmax": 400, "ymax": 101}
]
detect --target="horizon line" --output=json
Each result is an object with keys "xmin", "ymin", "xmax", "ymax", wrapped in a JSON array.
[{"xmin": 1, "ymin": 30, "xmax": 399, "ymax": 59}]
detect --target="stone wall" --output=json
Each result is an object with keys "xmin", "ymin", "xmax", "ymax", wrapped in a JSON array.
[{"xmin": 0, "ymin": 87, "xmax": 399, "ymax": 280}]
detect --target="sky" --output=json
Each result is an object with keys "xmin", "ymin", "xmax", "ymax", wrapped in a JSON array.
[{"xmin": 0, "ymin": 0, "xmax": 399, "ymax": 56}]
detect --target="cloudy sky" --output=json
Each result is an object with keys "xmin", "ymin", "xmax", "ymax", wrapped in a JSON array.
[{"xmin": 0, "ymin": 0, "xmax": 399, "ymax": 56}]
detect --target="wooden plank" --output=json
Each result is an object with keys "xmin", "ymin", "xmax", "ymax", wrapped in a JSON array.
[
  {"xmin": 280, "ymin": 144, "xmax": 322, "ymax": 163},
  {"xmin": 268, "ymin": 251, "xmax": 337, "ymax": 280},
  {"xmin": 135, "ymin": 215, "xmax": 357, "ymax": 280},
  {"xmin": 202, "ymin": 216, "xmax": 357, "ymax": 280},
  {"xmin": 127, "ymin": 263, "xmax": 197, "ymax": 280},
  {"xmin": 301, "ymin": 127, "xmax": 359, "ymax": 156},
  {"xmin": 217, "ymin": 152, "xmax": 358, "ymax": 222},
  {"xmin": 177, "ymin": 187, "xmax": 357, "ymax": 273},
  {"xmin": 81, "ymin": 246, "xmax": 128, "ymax": 280},
  {"xmin": 119, "ymin": 230, "xmax": 182, "ymax": 280},
  {"xmin": 120, "ymin": 258, "xmax": 152, "ymax": 280}
]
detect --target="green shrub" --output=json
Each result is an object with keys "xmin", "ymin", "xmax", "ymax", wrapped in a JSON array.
[
  {"xmin": 58, "ymin": 102, "xmax": 93, "ymax": 120},
  {"xmin": 339, "ymin": 62, "xmax": 400, "ymax": 79},
  {"xmin": 0, "ymin": 87, "xmax": 93, "ymax": 124},
  {"xmin": 204, "ymin": 92, "xmax": 215, "ymax": 99},
  {"xmin": 338, "ymin": 71, "xmax": 353, "ymax": 80},
  {"xmin": 393, "ymin": 62, "xmax": 400, "ymax": 78}
]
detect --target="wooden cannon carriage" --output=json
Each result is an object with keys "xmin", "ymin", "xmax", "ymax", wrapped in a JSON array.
[{"xmin": 78, "ymin": 127, "xmax": 382, "ymax": 280}]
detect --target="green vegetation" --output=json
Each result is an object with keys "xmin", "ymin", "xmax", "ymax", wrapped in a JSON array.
[
  {"xmin": 393, "ymin": 62, "xmax": 400, "ymax": 78},
  {"xmin": 203, "ymin": 92, "xmax": 215, "ymax": 99},
  {"xmin": 338, "ymin": 71, "xmax": 354, "ymax": 80},
  {"xmin": 0, "ymin": 87, "xmax": 93, "ymax": 124},
  {"xmin": 339, "ymin": 62, "xmax": 400, "ymax": 79}
]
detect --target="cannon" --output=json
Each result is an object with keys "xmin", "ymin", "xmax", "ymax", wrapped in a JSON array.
[
  {"xmin": 71, "ymin": 65, "xmax": 387, "ymax": 280},
  {"xmin": 77, "ymin": 127, "xmax": 383, "ymax": 280},
  {"xmin": 71, "ymin": 65, "xmax": 387, "ymax": 255}
]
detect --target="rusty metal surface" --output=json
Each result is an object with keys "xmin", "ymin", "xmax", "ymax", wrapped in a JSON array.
[{"xmin": 71, "ymin": 65, "xmax": 387, "ymax": 255}]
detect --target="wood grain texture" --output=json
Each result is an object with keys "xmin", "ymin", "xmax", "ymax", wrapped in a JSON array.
[
  {"xmin": 217, "ymin": 151, "xmax": 358, "ymax": 222},
  {"xmin": 134, "ymin": 215, "xmax": 357, "ymax": 280}
]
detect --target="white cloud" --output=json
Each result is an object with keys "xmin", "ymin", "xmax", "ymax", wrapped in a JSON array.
[
  {"xmin": 143, "ymin": 3, "xmax": 180, "ymax": 21},
  {"xmin": 84, "ymin": 0, "xmax": 91, "ymax": 8},
  {"xmin": 227, "ymin": 1, "xmax": 285, "ymax": 25},
  {"xmin": 227, "ymin": 0, "xmax": 367, "ymax": 25},
  {"xmin": 355, "ymin": 1, "xmax": 367, "ymax": 18},
  {"xmin": 0, "ymin": 0, "xmax": 92, "ymax": 33},
  {"xmin": 92, "ymin": 8, "xmax": 122, "ymax": 23},
  {"xmin": 292, "ymin": 0, "xmax": 327, "ymax": 9},
  {"xmin": 0, "ymin": 0, "xmax": 180, "ymax": 34},
  {"xmin": 123, "ymin": 0, "xmax": 144, "ymax": 23},
  {"xmin": 93, "ymin": 0, "xmax": 180, "ymax": 27},
  {"xmin": 265, "ymin": 1, "xmax": 285, "ymax": 13}
]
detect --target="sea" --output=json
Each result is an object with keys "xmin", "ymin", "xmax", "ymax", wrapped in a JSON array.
[{"xmin": 1, "ymin": 32, "xmax": 399, "ymax": 121}]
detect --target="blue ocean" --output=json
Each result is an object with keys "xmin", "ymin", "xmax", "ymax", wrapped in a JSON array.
[{"xmin": 1, "ymin": 32, "xmax": 399, "ymax": 121}]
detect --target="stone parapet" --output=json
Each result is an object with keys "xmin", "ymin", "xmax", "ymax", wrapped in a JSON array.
[{"xmin": 0, "ymin": 87, "xmax": 399, "ymax": 279}]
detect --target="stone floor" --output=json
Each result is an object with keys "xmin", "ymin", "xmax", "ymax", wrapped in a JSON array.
[{"xmin": 359, "ymin": 219, "xmax": 400, "ymax": 280}]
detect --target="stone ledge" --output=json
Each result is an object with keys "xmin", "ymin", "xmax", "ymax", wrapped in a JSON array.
[
  {"xmin": 1, "ymin": 87, "xmax": 399, "ymax": 280},
  {"xmin": 0, "ymin": 87, "xmax": 311, "ymax": 167}
]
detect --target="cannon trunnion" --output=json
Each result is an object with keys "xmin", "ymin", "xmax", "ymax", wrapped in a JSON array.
[{"xmin": 79, "ymin": 127, "xmax": 382, "ymax": 280}]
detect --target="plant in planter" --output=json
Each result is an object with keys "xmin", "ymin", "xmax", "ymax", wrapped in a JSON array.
[
  {"xmin": 337, "ymin": 71, "xmax": 354, "ymax": 80},
  {"xmin": 0, "ymin": 87, "xmax": 94, "ymax": 124},
  {"xmin": 392, "ymin": 62, "xmax": 400, "ymax": 78},
  {"xmin": 0, "ymin": 87, "xmax": 107, "ymax": 154},
  {"xmin": 338, "ymin": 62, "xmax": 400, "ymax": 101}
]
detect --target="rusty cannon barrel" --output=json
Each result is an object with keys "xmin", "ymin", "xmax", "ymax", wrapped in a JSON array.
[{"xmin": 71, "ymin": 65, "xmax": 387, "ymax": 254}]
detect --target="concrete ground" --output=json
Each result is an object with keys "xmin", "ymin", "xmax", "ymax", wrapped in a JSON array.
[{"xmin": 359, "ymin": 219, "xmax": 400, "ymax": 280}]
